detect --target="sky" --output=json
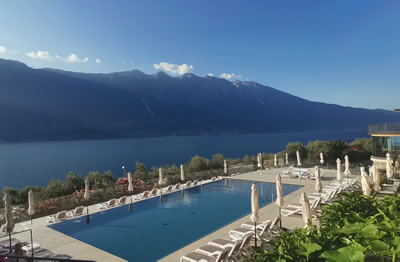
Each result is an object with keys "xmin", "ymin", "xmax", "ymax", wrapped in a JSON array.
[{"xmin": 0, "ymin": 0, "xmax": 399, "ymax": 110}]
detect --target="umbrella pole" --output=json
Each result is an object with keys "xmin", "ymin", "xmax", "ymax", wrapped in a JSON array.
[
  {"xmin": 86, "ymin": 205, "xmax": 90, "ymax": 224},
  {"xmin": 254, "ymin": 222, "xmax": 257, "ymax": 248},
  {"xmin": 9, "ymin": 233, "xmax": 11, "ymax": 254},
  {"xmin": 279, "ymin": 207, "xmax": 282, "ymax": 228},
  {"xmin": 30, "ymin": 229, "xmax": 34, "ymax": 257},
  {"xmin": 30, "ymin": 215, "xmax": 32, "ymax": 225}
]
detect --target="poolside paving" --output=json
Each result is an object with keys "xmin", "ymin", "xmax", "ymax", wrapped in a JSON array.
[
  {"xmin": 159, "ymin": 167, "xmax": 357, "ymax": 262},
  {"xmin": 2, "ymin": 168, "xmax": 357, "ymax": 262}
]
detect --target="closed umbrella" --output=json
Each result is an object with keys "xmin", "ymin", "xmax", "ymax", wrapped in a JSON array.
[
  {"xmin": 386, "ymin": 153, "xmax": 393, "ymax": 180},
  {"xmin": 275, "ymin": 175, "xmax": 283, "ymax": 227},
  {"xmin": 315, "ymin": 166, "xmax": 322, "ymax": 196},
  {"xmin": 320, "ymin": 152, "xmax": 324, "ymax": 165},
  {"xmin": 361, "ymin": 172, "xmax": 372, "ymax": 196},
  {"xmin": 285, "ymin": 153, "xmax": 289, "ymax": 165},
  {"xmin": 274, "ymin": 154, "xmax": 277, "ymax": 167},
  {"xmin": 84, "ymin": 179, "xmax": 90, "ymax": 200},
  {"xmin": 296, "ymin": 151, "xmax": 301, "ymax": 166},
  {"xmin": 250, "ymin": 183, "xmax": 259, "ymax": 247},
  {"xmin": 344, "ymin": 155, "xmax": 351, "ymax": 177},
  {"xmin": 28, "ymin": 189, "xmax": 35, "ymax": 224},
  {"xmin": 224, "ymin": 160, "xmax": 228, "ymax": 175},
  {"xmin": 372, "ymin": 164, "xmax": 381, "ymax": 192},
  {"xmin": 84, "ymin": 179, "xmax": 90, "ymax": 221},
  {"xmin": 336, "ymin": 158, "xmax": 343, "ymax": 182},
  {"xmin": 300, "ymin": 192, "xmax": 312, "ymax": 227},
  {"xmin": 4, "ymin": 193, "xmax": 14, "ymax": 253},
  {"xmin": 257, "ymin": 153, "xmax": 262, "ymax": 169},
  {"xmin": 127, "ymin": 172, "xmax": 133, "ymax": 192},
  {"xmin": 180, "ymin": 164, "xmax": 185, "ymax": 181},
  {"xmin": 158, "ymin": 168, "xmax": 163, "ymax": 185}
]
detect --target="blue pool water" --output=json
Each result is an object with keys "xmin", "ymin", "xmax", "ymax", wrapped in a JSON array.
[{"xmin": 50, "ymin": 179, "xmax": 300, "ymax": 261}]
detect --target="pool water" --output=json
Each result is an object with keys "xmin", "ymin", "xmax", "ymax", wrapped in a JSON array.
[{"xmin": 49, "ymin": 179, "xmax": 300, "ymax": 261}]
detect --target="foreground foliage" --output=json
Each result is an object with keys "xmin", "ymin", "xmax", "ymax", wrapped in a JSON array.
[{"xmin": 252, "ymin": 192, "xmax": 400, "ymax": 262}]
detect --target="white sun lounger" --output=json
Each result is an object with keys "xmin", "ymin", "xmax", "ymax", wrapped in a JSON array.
[
  {"xmin": 66, "ymin": 206, "xmax": 84, "ymax": 218},
  {"xmin": 46, "ymin": 210, "xmax": 67, "ymax": 223},
  {"xmin": 117, "ymin": 196, "xmax": 127, "ymax": 205},
  {"xmin": 180, "ymin": 246, "xmax": 230, "ymax": 262},
  {"xmin": 281, "ymin": 198, "xmax": 321, "ymax": 217},
  {"xmin": 162, "ymin": 185, "xmax": 173, "ymax": 193},
  {"xmin": 184, "ymin": 181, "xmax": 192, "ymax": 188},
  {"xmin": 229, "ymin": 217, "xmax": 276, "ymax": 241},
  {"xmin": 97, "ymin": 199, "xmax": 117, "ymax": 209},
  {"xmin": 196, "ymin": 234, "xmax": 247, "ymax": 261}
]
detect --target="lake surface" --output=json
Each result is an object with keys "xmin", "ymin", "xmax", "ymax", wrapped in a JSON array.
[{"xmin": 0, "ymin": 130, "xmax": 367, "ymax": 188}]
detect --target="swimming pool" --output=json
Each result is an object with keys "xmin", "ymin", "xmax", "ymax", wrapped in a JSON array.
[{"xmin": 49, "ymin": 179, "xmax": 300, "ymax": 261}]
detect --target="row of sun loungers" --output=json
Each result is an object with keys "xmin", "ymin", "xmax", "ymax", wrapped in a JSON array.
[
  {"xmin": 46, "ymin": 177, "xmax": 222, "ymax": 223},
  {"xmin": 0, "ymin": 238, "xmax": 72, "ymax": 259},
  {"xmin": 180, "ymin": 217, "xmax": 282, "ymax": 262}
]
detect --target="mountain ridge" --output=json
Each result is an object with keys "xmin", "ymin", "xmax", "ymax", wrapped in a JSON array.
[{"xmin": 0, "ymin": 58, "xmax": 399, "ymax": 142}]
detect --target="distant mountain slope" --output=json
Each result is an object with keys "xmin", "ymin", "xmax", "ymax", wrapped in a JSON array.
[{"xmin": 0, "ymin": 58, "xmax": 399, "ymax": 142}]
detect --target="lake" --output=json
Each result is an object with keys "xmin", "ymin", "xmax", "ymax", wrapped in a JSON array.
[{"xmin": 0, "ymin": 130, "xmax": 367, "ymax": 189}]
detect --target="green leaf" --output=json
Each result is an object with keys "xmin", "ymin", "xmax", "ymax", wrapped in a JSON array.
[
  {"xmin": 369, "ymin": 240, "xmax": 390, "ymax": 252},
  {"xmin": 303, "ymin": 242, "xmax": 322, "ymax": 258},
  {"xmin": 321, "ymin": 244, "xmax": 366, "ymax": 262},
  {"xmin": 338, "ymin": 223, "xmax": 364, "ymax": 235},
  {"xmin": 360, "ymin": 224, "xmax": 379, "ymax": 239}
]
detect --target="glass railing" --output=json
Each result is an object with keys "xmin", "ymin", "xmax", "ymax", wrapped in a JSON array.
[{"xmin": 369, "ymin": 123, "xmax": 400, "ymax": 134}]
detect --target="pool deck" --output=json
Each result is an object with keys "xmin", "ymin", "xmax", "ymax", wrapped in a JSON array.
[
  {"xmin": 4, "ymin": 168, "xmax": 355, "ymax": 262},
  {"xmin": 160, "ymin": 167, "xmax": 356, "ymax": 262}
]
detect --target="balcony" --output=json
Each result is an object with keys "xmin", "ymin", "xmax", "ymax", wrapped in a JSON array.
[{"xmin": 369, "ymin": 122, "xmax": 400, "ymax": 134}]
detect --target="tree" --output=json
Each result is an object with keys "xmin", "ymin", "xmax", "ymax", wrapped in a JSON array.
[
  {"xmin": 46, "ymin": 179, "xmax": 66, "ymax": 198},
  {"xmin": 285, "ymin": 142, "xmax": 307, "ymax": 161},
  {"xmin": 209, "ymin": 154, "xmax": 224, "ymax": 169},
  {"xmin": 306, "ymin": 140, "xmax": 330, "ymax": 164},
  {"xmin": 351, "ymin": 138, "xmax": 372, "ymax": 152},
  {"xmin": 64, "ymin": 172, "xmax": 84, "ymax": 194},
  {"xmin": 325, "ymin": 140, "xmax": 349, "ymax": 162},
  {"xmin": 243, "ymin": 155, "xmax": 256, "ymax": 165},
  {"xmin": 187, "ymin": 155, "xmax": 209, "ymax": 172},
  {"xmin": 134, "ymin": 162, "xmax": 148, "ymax": 181},
  {"xmin": 102, "ymin": 170, "xmax": 115, "ymax": 188},
  {"xmin": 86, "ymin": 171, "xmax": 103, "ymax": 190}
]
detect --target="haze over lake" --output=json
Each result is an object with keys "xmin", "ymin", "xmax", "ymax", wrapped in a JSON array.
[{"xmin": 0, "ymin": 130, "xmax": 367, "ymax": 189}]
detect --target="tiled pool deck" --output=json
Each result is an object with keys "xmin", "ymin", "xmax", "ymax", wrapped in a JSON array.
[{"xmin": 7, "ymin": 168, "xmax": 355, "ymax": 262}]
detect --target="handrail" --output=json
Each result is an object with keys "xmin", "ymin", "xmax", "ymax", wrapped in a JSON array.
[{"xmin": 369, "ymin": 123, "xmax": 400, "ymax": 134}]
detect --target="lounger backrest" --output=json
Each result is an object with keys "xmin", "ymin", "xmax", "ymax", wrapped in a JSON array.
[
  {"xmin": 119, "ymin": 196, "xmax": 126, "ymax": 204},
  {"xmin": 240, "ymin": 232, "xmax": 252, "ymax": 250},
  {"xmin": 186, "ymin": 181, "xmax": 192, "ymax": 187},
  {"xmin": 143, "ymin": 191, "xmax": 150, "ymax": 197},
  {"xmin": 269, "ymin": 216, "xmax": 279, "ymax": 230},
  {"xmin": 151, "ymin": 189, "xmax": 157, "ymax": 195},
  {"xmin": 167, "ymin": 185, "xmax": 173, "ymax": 191},
  {"xmin": 75, "ymin": 206, "xmax": 84, "ymax": 215},
  {"xmin": 228, "ymin": 239, "xmax": 242, "ymax": 257},
  {"xmin": 311, "ymin": 198, "xmax": 321, "ymax": 209},
  {"xmin": 211, "ymin": 177, "xmax": 216, "ymax": 181},
  {"xmin": 216, "ymin": 246, "xmax": 231, "ymax": 262},
  {"xmin": 288, "ymin": 167, "xmax": 294, "ymax": 174},
  {"xmin": 56, "ymin": 211, "xmax": 67, "ymax": 220},
  {"xmin": 175, "ymin": 184, "xmax": 181, "ymax": 189},
  {"xmin": 193, "ymin": 180, "xmax": 198, "ymax": 185},
  {"xmin": 109, "ymin": 199, "xmax": 116, "ymax": 206}
]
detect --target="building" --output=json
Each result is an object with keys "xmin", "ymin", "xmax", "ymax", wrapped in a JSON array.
[{"xmin": 369, "ymin": 122, "xmax": 400, "ymax": 174}]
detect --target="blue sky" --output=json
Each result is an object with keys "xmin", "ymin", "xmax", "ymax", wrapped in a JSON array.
[{"xmin": 0, "ymin": 1, "xmax": 399, "ymax": 110}]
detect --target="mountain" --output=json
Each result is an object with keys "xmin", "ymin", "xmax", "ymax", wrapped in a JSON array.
[{"xmin": 0, "ymin": 58, "xmax": 399, "ymax": 142}]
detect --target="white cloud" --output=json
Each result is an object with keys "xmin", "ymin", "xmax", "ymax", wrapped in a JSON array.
[
  {"xmin": 66, "ymin": 54, "xmax": 88, "ymax": 63},
  {"xmin": 219, "ymin": 73, "xmax": 242, "ymax": 80},
  {"xmin": 96, "ymin": 58, "xmax": 101, "ymax": 64},
  {"xmin": 26, "ymin": 50, "xmax": 53, "ymax": 60},
  {"xmin": 0, "ymin": 46, "xmax": 6, "ymax": 53},
  {"xmin": 207, "ymin": 73, "xmax": 214, "ymax": 77},
  {"xmin": 153, "ymin": 62, "xmax": 194, "ymax": 75}
]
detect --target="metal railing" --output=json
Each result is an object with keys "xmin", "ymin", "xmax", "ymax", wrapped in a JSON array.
[
  {"xmin": 369, "ymin": 123, "xmax": 400, "ymax": 134},
  {"xmin": 0, "ymin": 255, "xmax": 95, "ymax": 262}
]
